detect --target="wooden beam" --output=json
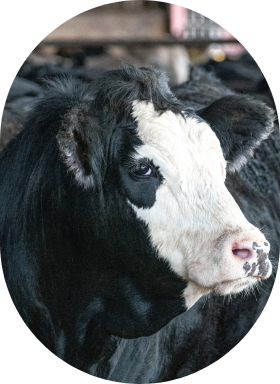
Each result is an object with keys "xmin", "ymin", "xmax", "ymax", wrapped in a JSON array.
[
  {"xmin": 39, "ymin": 38, "xmax": 239, "ymax": 48},
  {"xmin": 42, "ymin": 9, "xmax": 167, "ymax": 44}
]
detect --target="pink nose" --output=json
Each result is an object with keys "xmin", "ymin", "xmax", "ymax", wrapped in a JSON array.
[{"xmin": 232, "ymin": 241, "xmax": 271, "ymax": 278}]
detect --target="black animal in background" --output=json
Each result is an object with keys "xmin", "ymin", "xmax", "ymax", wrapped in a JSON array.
[{"xmin": 0, "ymin": 77, "xmax": 43, "ymax": 151}]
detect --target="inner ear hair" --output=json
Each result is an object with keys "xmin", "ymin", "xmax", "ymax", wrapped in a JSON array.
[
  {"xmin": 72, "ymin": 128, "xmax": 92, "ymax": 176},
  {"xmin": 57, "ymin": 105, "xmax": 105, "ymax": 189}
]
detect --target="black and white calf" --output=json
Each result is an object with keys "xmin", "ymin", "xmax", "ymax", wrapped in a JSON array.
[{"xmin": 0, "ymin": 66, "xmax": 278, "ymax": 381}]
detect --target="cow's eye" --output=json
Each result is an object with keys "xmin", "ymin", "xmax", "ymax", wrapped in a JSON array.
[{"xmin": 132, "ymin": 163, "xmax": 152, "ymax": 176}]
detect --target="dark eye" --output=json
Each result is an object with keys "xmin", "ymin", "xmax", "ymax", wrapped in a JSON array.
[{"xmin": 132, "ymin": 163, "xmax": 152, "ymax": 176}]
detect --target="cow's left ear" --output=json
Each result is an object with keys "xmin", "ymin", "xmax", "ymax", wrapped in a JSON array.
[
  {"xmin": 197, "ymin": 95, "xmax": 275, "ymax": 172},
  {"xmin": 57, "ymin": 105, "xmax": 105, "ymax": 189}
]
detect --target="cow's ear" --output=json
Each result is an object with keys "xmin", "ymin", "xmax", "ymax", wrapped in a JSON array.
[
  {"xmin": 196, "ymin": 95, "xmax": 275, "ymax": 173},
  {"xmin": 57, "ymin": 105, "xmax": 105, "ymax": 188}
]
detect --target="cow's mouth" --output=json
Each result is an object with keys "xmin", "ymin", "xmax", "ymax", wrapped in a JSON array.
[
  {"xmin": 213, "ymin": 276, "xmax": 261, "ymax": 296},
  {"xmin": 184, "ymin": 276, "xmax": 263, "ymax": 309}
]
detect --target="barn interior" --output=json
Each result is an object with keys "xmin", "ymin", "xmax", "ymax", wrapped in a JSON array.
[{"xmin": 0, "ymin": 0, "xmax": 276, "ymax": 151}]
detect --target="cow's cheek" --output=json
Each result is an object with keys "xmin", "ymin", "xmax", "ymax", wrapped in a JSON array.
[{"xmin": 132, "ymin": 184, "xmax": 187, "ymax": 276}]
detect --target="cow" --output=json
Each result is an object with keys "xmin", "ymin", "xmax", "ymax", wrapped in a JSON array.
[
  {"xmin": 0, "ymin": 65, "xmax": 279, "ymax": 382},
  {"xmin": 202, "ymin": 53, "xmax": 277, "ymax": 111}
]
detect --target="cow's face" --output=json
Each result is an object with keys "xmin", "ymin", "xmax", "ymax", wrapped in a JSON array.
[
  {"xmin": 120, "ymin": 100, "xmax": 272, "ymax": 308},
  {"xmin": 57, "ymin": 67, "xmax": 274, "ymax": 317}
]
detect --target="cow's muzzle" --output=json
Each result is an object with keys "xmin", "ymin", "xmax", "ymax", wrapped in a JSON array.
[{"xmin": 232, "ymin": 240, "xmax": 271, "ymax": 278}]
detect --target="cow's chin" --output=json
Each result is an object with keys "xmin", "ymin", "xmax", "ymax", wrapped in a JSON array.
[
  {"xmin": 212, "ymin": 276, "xmax": 260, "ymax": 296},
  {"xmin": 184, "ymin": 277, "xmax": 261, "ymax": 309}
]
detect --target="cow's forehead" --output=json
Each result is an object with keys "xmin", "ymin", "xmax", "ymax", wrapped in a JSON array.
[{"xmin": 132, "ymin": 100, "xmax": 226, "ymax": 176}]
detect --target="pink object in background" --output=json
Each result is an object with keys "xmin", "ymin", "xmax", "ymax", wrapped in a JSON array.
[
  {"xmin": 169, "ymin": 4, "xmax": 247, "ymax": 58},
  {"xmin": 170, "ymin": 4, "xmax": 187, "ymax": 39},
  {"xmin": 221, "ymin": 26, "xmax": 248, "ymax": 57}
]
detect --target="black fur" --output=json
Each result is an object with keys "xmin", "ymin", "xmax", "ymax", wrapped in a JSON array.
[
  {"xmin": 172, "ymin": 68, "xmax": 275, "ymax": 173},
  {"xmin": 0, "ymin": 66, "xmax": 279, "ymax": 382},
  {"xmin": 197, "ymin": 95, "xmax": 275, "ymax": 172}
]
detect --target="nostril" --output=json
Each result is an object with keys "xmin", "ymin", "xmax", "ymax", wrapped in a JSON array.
[{"xmin": 232, "ymin": 248, "xmax": 252, "ymax": 259}]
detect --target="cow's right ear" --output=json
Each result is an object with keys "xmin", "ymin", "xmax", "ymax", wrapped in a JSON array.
[
  {"xmin": 196, "ymin": 95, "xmax": 275, "ymax": 173},
  {"xmin": 57, "ymin": 105, "xmax": 105, "ymax": 189}
]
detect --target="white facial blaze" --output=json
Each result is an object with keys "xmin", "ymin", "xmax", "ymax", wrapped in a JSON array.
[{"xmin": 130, "ymin": 101, "xmax": 270, "ymax": 309}]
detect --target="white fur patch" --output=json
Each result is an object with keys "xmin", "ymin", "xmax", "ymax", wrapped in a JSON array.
[{"xmin": 130, "ymin": 100, "xmax": 270, "ymax": 308}]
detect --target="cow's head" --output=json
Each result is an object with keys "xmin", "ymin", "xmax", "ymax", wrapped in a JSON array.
[
  {"xmin": 56, "ymin": 66, "xmax": 274, "ymax": 337},
  {"xmin": 129, "ymin": 97, "xmax": 273, "ymax": 308}
]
